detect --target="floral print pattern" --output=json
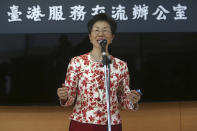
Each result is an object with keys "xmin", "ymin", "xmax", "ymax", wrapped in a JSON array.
[{"xmin": 61, "ymin": 53, "xmax": 134, "ymax": 125}]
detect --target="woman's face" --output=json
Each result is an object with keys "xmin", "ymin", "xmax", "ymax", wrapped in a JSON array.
[{"xmin": 89, "ymin": 21, "xmax": 114, "ymax": 49}]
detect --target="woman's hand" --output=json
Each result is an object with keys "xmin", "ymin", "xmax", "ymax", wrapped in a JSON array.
[
  {"xmin": 128, "ymin": 90, "xmax": 141, "ymax": 104},
  {"xmin": 57, "ymin": 83, "xmax": 68, "ymax": 100}
]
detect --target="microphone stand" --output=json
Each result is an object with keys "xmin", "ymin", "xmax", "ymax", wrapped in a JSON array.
[{"xmin": 101, "ymin": 43, "xmax": 111, "ymax": 131}]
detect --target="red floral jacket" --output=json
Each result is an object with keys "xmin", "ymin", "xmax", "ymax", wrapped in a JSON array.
[{"xmin": 61, "ymin": 53, "xmax": 135, "ymax": 125}]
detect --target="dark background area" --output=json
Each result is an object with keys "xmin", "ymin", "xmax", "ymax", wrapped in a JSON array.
[{"xmin": 0, "ymin": 33, "xmax": 197, "ymax": 105}]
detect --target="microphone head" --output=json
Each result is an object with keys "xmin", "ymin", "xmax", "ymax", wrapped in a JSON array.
[{"xmin": 98, "ymin": 39, "xmax": 107, "ymax": 46}]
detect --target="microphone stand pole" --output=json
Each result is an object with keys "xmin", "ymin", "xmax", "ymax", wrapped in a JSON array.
[{"xmin": 102, "ymin": 51, "xmax": 111, "ymax": 131}]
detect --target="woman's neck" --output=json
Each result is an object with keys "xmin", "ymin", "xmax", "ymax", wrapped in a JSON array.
[
  {"xmin": 91, "ymin": 49, "xmax": 102, "ymax": 58},
  {"xmin": 91, "ymin": 47, "xmax": 109, "ymax": 57},
  {"xmin": 90, "ymin": 47, "xmax": 110, "ymax": 63}
]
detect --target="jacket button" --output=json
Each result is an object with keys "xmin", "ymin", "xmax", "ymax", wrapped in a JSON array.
[
  {"xmin": 97, "ymin": 110, "xmax": 101, "ymax": 114},
  {"xmin": 99, "ymin": 64, "xmax": 103, "ymax": 67},
  {"xmin": 99, "ymin": 86, "xmax": 103, "ymax": 89},
  {"xmin": 97, "ymin": 97, "xmax": 101, "ymax": 101}
]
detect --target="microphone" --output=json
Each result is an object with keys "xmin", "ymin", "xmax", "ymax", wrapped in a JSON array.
[
  {"xmin": 98, "ymin": 39, "xmax": 107, "ymax": 56},
  {"xmin": 99, "ymin": 39, "xmax": 112, "ymax": 65}
]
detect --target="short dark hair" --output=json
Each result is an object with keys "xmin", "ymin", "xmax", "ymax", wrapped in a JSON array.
[{"xmin": 87, "ymin": 13, "xmax": 117, "ymax": 35}]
